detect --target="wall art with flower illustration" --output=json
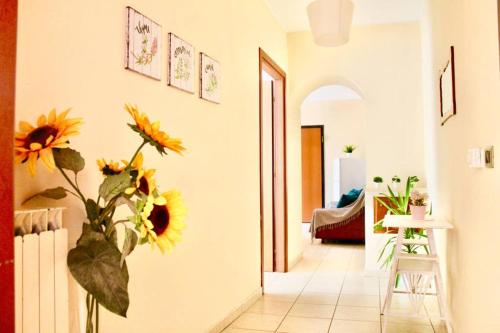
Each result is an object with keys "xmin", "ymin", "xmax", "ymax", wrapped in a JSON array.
[
  {"xmin": 199, "ymin": 53, "xmax": 221, "ymax": 103},
  {"xmin": 168, "ymin": 33, "xmax": 195, "ymax": 93},
  {"xmin": 125, "ymin": 7, "xmax": 162, "ymax": 80}
]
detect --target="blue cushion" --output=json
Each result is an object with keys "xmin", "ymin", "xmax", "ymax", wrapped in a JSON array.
[{"xmin": 336, "ymin": 188, "xmax": 362, "ymax": 208}]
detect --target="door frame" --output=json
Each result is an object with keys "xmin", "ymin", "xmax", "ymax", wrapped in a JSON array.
[
  {"xmin": 0, "ymin": 0, "xmax": 17, "ymax": 330},
  {"xmin": 259, "ymin": 48, "xmax": 288, "ymax": 285},
  {"xmin": 301, "ymin": 125, "xmax": 325, "ymax": 212}
]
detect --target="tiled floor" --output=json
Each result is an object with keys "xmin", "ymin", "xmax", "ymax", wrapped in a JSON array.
[{"xmin": 223, "ymin": 228, "xmax": 447, "ymax": 333}]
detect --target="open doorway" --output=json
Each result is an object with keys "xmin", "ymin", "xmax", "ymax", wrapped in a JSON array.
[{"xmin": 259, "ymin": 49, "xmax": 288, "ymax": 285}]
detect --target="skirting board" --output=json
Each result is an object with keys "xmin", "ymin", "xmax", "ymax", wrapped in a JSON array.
[
  {"xmin": 288, "ymin": 253, "xmax": 302, "ymax": 271},
  {"xmin": 208, "ymin": 287, "xmax": 263, "ymax": 333}
]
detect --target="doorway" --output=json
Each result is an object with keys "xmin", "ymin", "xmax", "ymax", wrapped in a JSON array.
[
  {"xmin": 301, "ymin": 125, "xmax": 325, "ymax": 222},
  {"xmin": 259, "ymin": 48, "xmax": 288, "ymax": 284}
]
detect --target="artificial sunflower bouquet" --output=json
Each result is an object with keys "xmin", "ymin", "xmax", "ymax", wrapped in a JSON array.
[{"xmin": 16, "ymin": 104, "xmax": 186, "ymax": 332}]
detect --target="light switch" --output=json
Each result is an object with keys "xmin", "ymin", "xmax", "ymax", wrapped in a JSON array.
[{"xmin": 467, "ymin": 147, "xmax": 494, "ymax": 168}]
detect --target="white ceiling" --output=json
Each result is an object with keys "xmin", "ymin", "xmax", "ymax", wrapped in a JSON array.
[{"xmin": 264, "ymin": 0, "xmax": 424, "ymax": 32}]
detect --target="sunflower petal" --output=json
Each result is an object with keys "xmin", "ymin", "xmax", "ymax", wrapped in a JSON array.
[
  {"xmin": 27, "ymin": 152, "xmax": 38, "ymax": 176},
  {"xmin": 39, "ymin": 148, "xmax": 56, "ymax": 171},
  {"xmin": 19, "ymin": 121, "xmax": 34, "ymax": 133},
  {"xmin": 48, "ymin": 109, "xmax": 56, "ymax": 124},
  {"xmin": 37, "ymin": 115, "xmax": 47, "ymax": 127}
]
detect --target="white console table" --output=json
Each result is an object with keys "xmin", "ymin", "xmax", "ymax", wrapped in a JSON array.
[{"xmin": 381, "ymin": 215, "xmax": 453, "ymax": 333}]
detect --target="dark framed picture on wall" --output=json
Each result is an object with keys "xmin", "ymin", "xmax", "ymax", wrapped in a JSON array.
[{"xmin": 439, "ymin": 46, "xmax": 456, "ymax": 126}]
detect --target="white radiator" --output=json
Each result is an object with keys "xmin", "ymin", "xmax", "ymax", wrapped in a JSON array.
[{"xmin": 14, "ymin": 208, "xmax": 69, "ymax": 333}]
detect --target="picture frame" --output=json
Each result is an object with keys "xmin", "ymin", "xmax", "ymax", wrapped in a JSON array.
[
  {"xmin": 439, "ymin": 46, "xmax": 456, "ymax": 126},
  {"xmin": 199, "ymin": 52, "xmax": 221, "ymax": 104},
  {"xmin": 168, "ymin": 33, "xmax": 195, "ymax": 93},
  {"xmin": 125, "ymin": 7, "xmax": 162, "ymax": 80}
]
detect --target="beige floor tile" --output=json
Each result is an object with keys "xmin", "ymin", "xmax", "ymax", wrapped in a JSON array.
[
  {"xmin": 329, "ymin": 320, "xmax": 380, "ymax": 333},
  {"xmin": 247, "ymin": 299, "xmax": 294, "ymax": 316},
  {"xmin": 222, "ymin": 328, "xmax": 273, "ymax": 333},
  {"xmin": 334, "ymin": 306, "xmax": 380, "ymax": 322},
  {"xmin": 262, "ymin": 293, "xmax": 298, "ymax": 303},
  {"xmin": 339, "ymin": 294, "xmax": 380, "ymax": 308},
  {"xmin": 289, "ymin": 303, "xmax": 335, "ymax": 319},
  {"xmin": 384, "ymin": 323, "xmax": 434, "ymax": 333},
  {"xmin": 277, "ymin": 316, "xmax": 331, "ymax": 333},
  {"xmin": 297, "ymin": 292, "xmax": 339, "ymax": 305},
  {"xmin": 230, "ymin": 313, "xmax": 284, "ymax": 331},
  {"xmin": 383, "ymin": 308, "xmax": 432, "ymax": 325}
]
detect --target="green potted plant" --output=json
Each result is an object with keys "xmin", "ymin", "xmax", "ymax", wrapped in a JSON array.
[
  {"xmin": 373, "ymin": 176, "xmax": 383, "ymax": 189},
  {"xmin": 343, "ymin": 144, "xmax": 356, "ymax": 157},
  {"xmin": 391, "ymin": 175, "xmax": 401, "ymax": 192},
  {"xmin": 409, "ymin": 190, "xmax": 428, "ymax": 220},
  {"xmin": 375, "ymin": 176, "xmax": 428, "ymax": 273}
]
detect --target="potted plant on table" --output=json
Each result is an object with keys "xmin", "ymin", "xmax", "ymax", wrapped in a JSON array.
[
  {"xmin": 374, "ymin": 176, "xmax": 428, "ymax": 273},
  {"xmin": 343, "ymin": 144, "xmax": 356, "ymax": 158},
  {"xmin": 409, "ymin": 190, "xmax": 428, "ymax": 220},
  {"xmin": 16, "ymin": 105, "xmax": 187, "ymax": 333},
  {"xmin": 391, "ymin": 175, "xmax": 401, "ymax": 192},
  {"xmin": 373, "ymin": 176, "xmax": 383, "ymax": 189}
]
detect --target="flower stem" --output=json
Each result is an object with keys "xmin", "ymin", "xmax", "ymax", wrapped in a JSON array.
[
  {"xmin": 126, "ymin": 140, "xmax": 147, "ymax": 169},
  {"xmin": 57, "ymin": 167, "xmax": 86, "ymax": 204}
]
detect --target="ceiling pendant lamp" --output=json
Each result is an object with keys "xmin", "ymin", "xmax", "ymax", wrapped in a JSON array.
[{"xmin": 307, "ymin": 0, "xmax": 354, "ymax": 47}]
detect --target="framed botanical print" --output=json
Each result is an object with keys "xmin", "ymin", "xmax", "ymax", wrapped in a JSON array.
[
  {"xmin": 199, "ymin": 53, "xmax": 221, "ymax": 103},
  {"xmin": 440, "ymin": 46, "xmax": 456, "ymax": 125},
  {"xmin": 168, "ymin": 33, "xmax": 195, "ymax": 93},
  {"xmin": 125, "ymin": 7, "xmax": 162, "ymax": 80}
]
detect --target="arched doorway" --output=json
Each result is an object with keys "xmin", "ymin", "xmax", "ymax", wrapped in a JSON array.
[{"xmin": 300, "ymin": 83, "xmax": 366, "ymax": 222}]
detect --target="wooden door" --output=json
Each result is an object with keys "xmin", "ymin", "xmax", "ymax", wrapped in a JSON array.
[{"xmin": 301, "ymin": 126, "xmax": 324, "ymax": 222}]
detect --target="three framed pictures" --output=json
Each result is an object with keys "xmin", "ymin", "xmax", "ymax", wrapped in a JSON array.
[{"xmin": 125, "ymin": 7, "xmax": 220, "ymax": 103}]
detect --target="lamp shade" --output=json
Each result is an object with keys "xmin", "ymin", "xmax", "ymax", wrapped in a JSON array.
[{"xmin": 307, "ymin": 0, "xmax": 354, "ymax": 47}]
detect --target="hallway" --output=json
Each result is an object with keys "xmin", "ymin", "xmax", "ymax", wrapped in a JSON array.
[{"xmin": 224, "ymin": 239, "xmax": 444, "ymax": 333}]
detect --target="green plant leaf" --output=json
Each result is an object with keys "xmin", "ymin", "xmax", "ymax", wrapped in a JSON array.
[
  {"xmin": 67, "ymin": 240, "xmax": 129, "ymax": 317},
  {"xmin": 99, "ymin": 172, "xmax": 131, "ymax": 201},
  {"xmin": 85, "ymin": 199, "xmax": 100, "ymax": 222},
  {"xmin": 22, "ymin": 186, "xmax": 67, "ymax": 204},
  {"xmin": 121, "ymin": 228, "xmax": 138, "ymax": 267},
  {"xmin": 77, "ymin": 223, "xmax": 106, "ymax": 246},
  {"xmin": 53, "ymin": 148, "xmax": 85, "ymax": 173}
]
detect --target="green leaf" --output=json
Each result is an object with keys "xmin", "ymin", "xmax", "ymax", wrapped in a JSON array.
[
  {"xmin": 99, "ymin": 172, "xmax": 131, "ymax": 201},
  {"xmin": 67, "ymin": 240, "xmax": 129, "ymax": 317},
  {"xmin": 53, "ymin": 148, "xmax": 85, "ymax": 173},
  {"xmin": 121, "ymin": 228, "xmax": 138, "ymax": 267},
  {"xmin": 22, "ymin": 186, "xmax": 67, "ymax": 204},
  {"xmin": 77, "ymin": 223, "xmax": 106, "ymax": 246},
  {"xmin": 85, "ymin": 199, "xmax": 100, "ymax": 222}
]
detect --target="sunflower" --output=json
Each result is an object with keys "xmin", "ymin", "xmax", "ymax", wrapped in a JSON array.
[
  {"xmin": 15, "ymin": 109, "xmax": 82, "ymax": 175},
  {"xmin": 96, "ymin": 159, "xmax": 127, "ymax": 176},
  {"xmin": 125, "ymin": 104, "xmax": 185, "ymax": 155},
  {"xmin": 137, "ymin": 190, "xmax": 186, "ymax": 253},
  {"xmin": 124, "ymin": 153, "xmax": 156, "ymax": 195}
]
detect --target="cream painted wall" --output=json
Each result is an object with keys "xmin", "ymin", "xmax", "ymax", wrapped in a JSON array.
[
  {"xmin": 289, "ymin": 23, "xmax": 427, "ymax": 192},
  {"xmin": 301, "ymin": 100, "xmax": 367, "ymax": 206},
  {"xmin": 14, "ymin": 0, "xmax": 291, "ymax": 332},
  {"xmin": 422, "ymin": 0, "xmax": 500, "ymax": 332}
]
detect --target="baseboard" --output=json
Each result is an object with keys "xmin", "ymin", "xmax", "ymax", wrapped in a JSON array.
[
  {"xmin": 208, "ymin": 287, "xmax": 263, "ymax": 333},
  {"xmin": 288, "ymin": 252, "xmax": 302, "ymax": 271}
]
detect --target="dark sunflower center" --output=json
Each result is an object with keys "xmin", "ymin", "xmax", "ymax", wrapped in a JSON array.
[
  {"xmin": 138, "ymin": 177, "xmax": 149, "ymax": 194},
  {"xmin": 25, "ymin": 126, "xmax": 59, "ymax": 148},
  {"xmin": 102, "ymin": 166, "xmax": 122, "ymax": 176},
  {"xmin": 150, "ymin": 204, "xmax": 170, "ymax": 236}
]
